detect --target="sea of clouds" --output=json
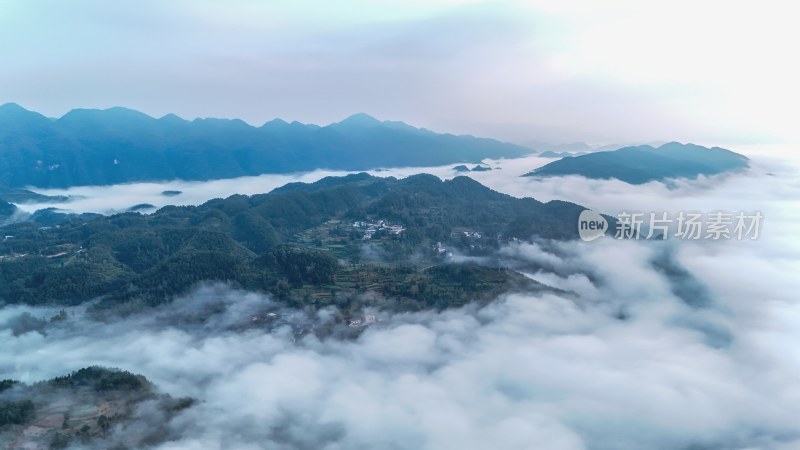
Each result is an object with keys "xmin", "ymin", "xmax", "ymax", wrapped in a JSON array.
[{"xmin": 2, "ymin": 148, "xmax": 800, "ymax": 449}]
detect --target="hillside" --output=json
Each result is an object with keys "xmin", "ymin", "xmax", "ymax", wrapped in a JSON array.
[
  {"xmin": 524, "ymin": 142, "xmax": 749, "ymax": 184},
  {"xmin": 0, "ymin": 367, "xmax": 192, "ymax": 449},
  {"xmin": 0, "ymin": 104, "xmax": 533, "ymax": 188},
  {"xmin": 0, "ymin": 200, "xmax": 16, "ymax": 220},
  {"xmin": 0, "ymin": 185, "xmax": 68, "ymax": 204},
  {"xmin": 0, "ymin": 173, "xmax": 593, "ymax": 312}
]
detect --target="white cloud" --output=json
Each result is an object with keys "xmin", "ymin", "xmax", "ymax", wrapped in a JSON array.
[{"xmin": 4, "ymin": 147, "xmax": 800, "ymax": 449}]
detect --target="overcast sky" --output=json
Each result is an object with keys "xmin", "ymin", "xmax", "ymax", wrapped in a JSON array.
[{"xmin": 0, "ymin": 0, "xmax": 797, "ymax": 146}]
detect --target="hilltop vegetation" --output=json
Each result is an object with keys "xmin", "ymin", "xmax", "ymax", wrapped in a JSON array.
[
  {"xmin": 0, "ymin": 174, "xmax": 586, "ymax": 312},
  {"xmin": 0, "ymin": 367, "xmax": 192, "ymax": 449}
]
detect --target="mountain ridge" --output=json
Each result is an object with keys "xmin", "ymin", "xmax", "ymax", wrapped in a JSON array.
[
  {"xmin": 0, "ymin": 105, "xmax": 534, "ymax": 188},
  {"xmin": 525, "ymin": 142, "xmax": 749, "ymax": 184}
]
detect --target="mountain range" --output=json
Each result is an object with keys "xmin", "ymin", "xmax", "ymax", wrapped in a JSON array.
[
  {"xmin": 525, "ymin": 142, "xmax": 749, "ymax": 184},
  {"xmin": 0, "ymin": 104, "xmax": 532, "ymax": 188}
]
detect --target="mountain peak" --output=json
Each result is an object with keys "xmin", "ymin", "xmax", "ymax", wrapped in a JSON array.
[
  {"xmin": 158, "ymin": 113, "xmax": 186, "ymax": 123},
  {"xmin": 261, "ymin": 118, "xmax": 290, "ymax": 131},
  {"xmin": 332, "ymin": 113, "xmax": 382, "ymax": 128},
  {"xmin": 264, "ymin": 118, "xmax": 289, "ymax": 126},
  {"xmin": 59, "ymin": 107, "xmax": 156, "ymax": 124},
  {"xmin": 0, "ymin": 103, "xmax": 52, "ymax": 126},
  {"xmin": 0, "ymin": 103, "xmax": 40, "ymax": 119},
  {"xmin": 0, "ymin": 102, "xmax": 28, "ymax": 112},
  {"xmin": 191, "ymin": 117, "xmax": 252, "ymax": 130}
]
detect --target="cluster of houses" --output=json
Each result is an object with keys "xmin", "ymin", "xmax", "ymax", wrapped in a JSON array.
[
  {"xmin": 432, "ymin": 241, "xmax": 454, "ymax": 258},
  {"xmin": 352, "ymin": 219, "xmax": 406, "ymax": 240},
  {"xmin": 0, "ymin": 244, "xmax": 83, "ymax": 262},
  {"xmin": 252, "ymin": 309, "xmax": 379, "ymax": 331},
  {"xmin": 349, "ymin": 314, "xmax": 377, "ymax": 327}
]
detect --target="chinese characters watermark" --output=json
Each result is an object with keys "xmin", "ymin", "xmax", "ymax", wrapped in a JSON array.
[{"xmin": 579, "ymin": 210, "xmax": 763, "ymax": 242}]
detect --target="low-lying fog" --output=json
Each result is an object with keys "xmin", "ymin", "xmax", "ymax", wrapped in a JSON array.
[
  {"xmin": 2, "ymin": 147, "xmax": 800, "ymax": 449},
  {"xmin": 13, "ymin": 146, "xmax": 797, "ymax": 222}
]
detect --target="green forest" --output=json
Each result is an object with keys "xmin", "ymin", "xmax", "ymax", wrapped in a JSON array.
[{"xmin": 0, "ymin": 173, "xmax": 588, "ymax": 312}]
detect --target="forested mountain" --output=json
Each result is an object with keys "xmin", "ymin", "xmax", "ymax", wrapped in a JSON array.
[
  {"xmin": 525, "ymin": 142, "xmax": 749, "ymax": 184},
  {"xmin": 0, "ymin": 104, "xmax": 532, "ymax": 188},
  {"xmin": 0, "ymin": 367, "xmax": 192, "ymax": 449},
  {"xmin": 0, "ymin": 174, "xmax": 593, "ymax": 312}
]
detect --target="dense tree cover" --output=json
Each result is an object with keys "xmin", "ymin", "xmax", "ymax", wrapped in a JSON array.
[
  {"xmin": 0, "ymin": 173, "xmax": 590, "ymax": 309},
  {"xmin": 0, "ymin": 399, "xmax": 34, "ymax": 426},
  {"xmin": 47, "ymin": 367, "xmax": 151, "ymax": 393},
  {"xmin": 1, "ymin": 368, "xmax": 150, "ymax": 430},
  {"xmin": 263, "ymin": 245, "xmax": 338, "ymax": 287},
  {"xmin": 0, "ymin": 380, "xmax": 19, "ymax": 393}
]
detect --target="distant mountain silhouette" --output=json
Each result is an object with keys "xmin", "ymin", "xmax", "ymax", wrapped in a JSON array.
[
  {"xmin": 452, "ymin": 164, "xmax": 492, "ymax": 172},
  {"xmin": 537, "ymin": 150, "xmax": 587, "ymax": 158},
  {"xmin": 0, "ymin": 104, "xmax": 533, "ymax": 188},
  {"xmin": 524, "ymin": 142, "xmax": 749, "ymax": 184},
  {"xmin": 0, "ymin": 184, "xmax": 68, "ymax": 203}
]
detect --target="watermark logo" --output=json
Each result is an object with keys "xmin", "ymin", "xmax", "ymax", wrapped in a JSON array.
[
  {"xmin": 578, "ymin": 209, "xmax": 608, "ymax": 241},
  {"xmin": 578, "ymin": 209, "xmax": 764, "ymax": 241}
]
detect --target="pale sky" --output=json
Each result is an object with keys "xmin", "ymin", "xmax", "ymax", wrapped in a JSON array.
[{"xmin": 0, "ymin": 0, "xmax": 797, "ymax": 147}]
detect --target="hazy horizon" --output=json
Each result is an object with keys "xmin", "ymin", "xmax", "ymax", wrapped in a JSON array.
[
  {"xmin": 3, "ymin": 102, "xmax": 792, "ymax": 154},
  {"xmin": 2, "ymin": 1, "xmax": 797, "ymax": 147}
]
